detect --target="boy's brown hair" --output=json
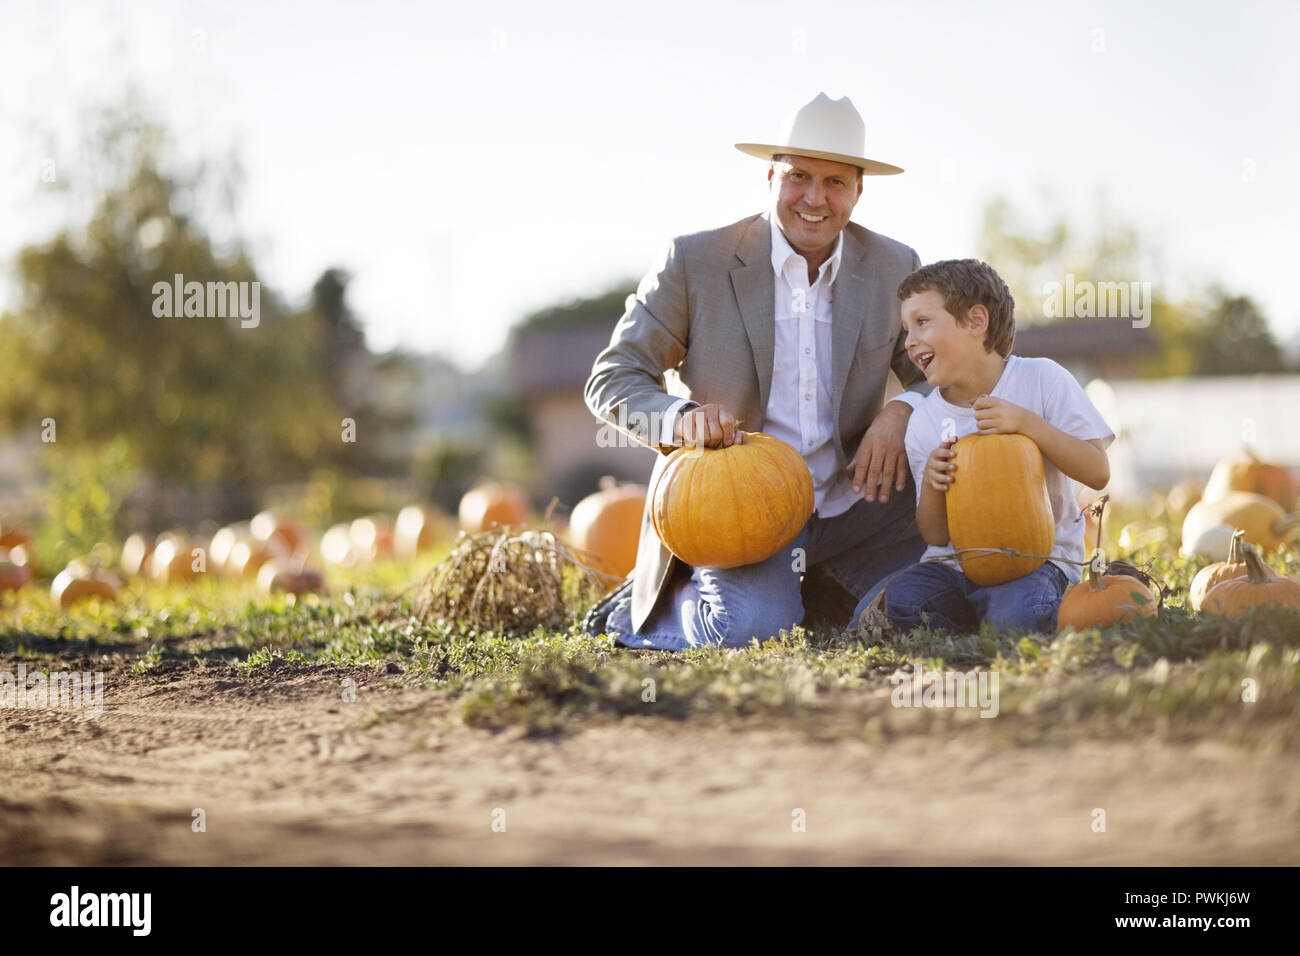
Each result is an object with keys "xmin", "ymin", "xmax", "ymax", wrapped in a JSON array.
[{"xmin": 897, "ymin": 259, "xmax": 1016, "ymax": 357}]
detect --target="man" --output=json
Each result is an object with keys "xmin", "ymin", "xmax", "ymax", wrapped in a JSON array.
[{"xmin": 583, "ymin": 92, "xmax": 930, "ymax": 650}]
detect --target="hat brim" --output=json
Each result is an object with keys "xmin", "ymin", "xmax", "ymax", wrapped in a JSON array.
[{"xmin": 735, "ymin": 143, "xmax": 903, "ymax": 176}]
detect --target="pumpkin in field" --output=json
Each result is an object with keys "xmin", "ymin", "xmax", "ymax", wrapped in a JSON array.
[
  {"xmin": 209, "ymin": 523, "xmax": 253, "ymax": 575},
  {"xmin": 1202, "ymin": 448, "xmax": 1298, "ymax": 512},
  {"xmin": 257, "ymin": 559, "xmax": 327, "ymax": 596},
  {"xmin": 320, "ymin": 523, "xmax": 356, "ymax": 566},
  {"xmin": 227, "ymin": 539, "xmax": 277, "ymax": 577},
  {"xmin": 395, "ymin": 505, "xmax": 448, "ymax": 558},
  {"xmin": 1057, "ymin": 556, "xmax": 1159, "ymax": 632},
  {"xmin": 350, "ymin": 515, "xmax": 395, "ymax": 564},
  {"xmin": 121, "ymin": 533, "xmax": 156, "ymax": 576},
  {"xmin": 946, "ymin": 433, "xmax": 1055, "ymax": 586},
  {"xmin": 1188, "ymin": 529, "xmax": 1276, "ymax": 611},
  {"xmin": 0, "ymin": 526, "xmax": 30, "ymax": 552},
  {"xmin": 569, "ymin": 479, "xmax": 647, "ymax": 583},
  {"xmin": 250, "ymin": 511, "xmax": 307, "ymax": 557},
  {"xmin": 147, "ymin": 534, "xmax": 200, "ymax": 583},
  {"xmin": 1203, "ymin": 541, "xmax": 1300, "ymax": 618},
  {"xmin": 51, "ymin": 563, "xmax": 121, "ymax": 608},
  {"xmin": 1181, "ymin": 492, "xmax": 1297, "ymax": 556},
  {"xmin": 458, "ymin": 482, "xmax": 530, "ymax": 534},
  {"xmin": 649, "ymin": 431, "xmax": 813, "ymax": 569},
  {"xmin": 0, "ymin": 547, "xmax": 32, "ymax": 591}
]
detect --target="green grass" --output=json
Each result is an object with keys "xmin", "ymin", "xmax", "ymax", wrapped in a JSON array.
[{"xmin": 3, "ymin": 522, "xmax": 1299, "ymax": 750}]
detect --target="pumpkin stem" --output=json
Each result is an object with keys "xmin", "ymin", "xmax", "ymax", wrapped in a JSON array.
[
  {"xmin": 1088, "ymin": 493, "xmax": 1109, "ymax": 556},
  {"xmin": 1240, "ymin": 541, "xmax": 1272, "ymax": 585},
  {"xmin": 1087, "ymin": 548, "xmax": 1109, "ymax": 591},
  {"xmin": 1244, "ymin": 445, "xmax": 1260, "ymax": 464},
  {"xmin": 1227, "ymin": 528, "xmax": 1246, "ymax": 564}
]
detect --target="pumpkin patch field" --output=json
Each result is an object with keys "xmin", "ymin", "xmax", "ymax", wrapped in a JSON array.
[{"xmin": 3, "ymin": 480, "xmax": 1300, "ymax": 866}]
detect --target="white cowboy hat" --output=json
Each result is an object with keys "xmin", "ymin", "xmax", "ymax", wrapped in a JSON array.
[{"xmin": 735, "ymin": 92, "xmax": 903, "ymax": 175}]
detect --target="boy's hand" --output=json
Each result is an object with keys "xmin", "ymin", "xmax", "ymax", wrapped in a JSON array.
[
  {"xmin": 924, "ymin": 440, "xmax": 957, "ymax": 493},
  {"xmin": 972, "ymin": 395, "xmax": 1032, "ymax": 435}
]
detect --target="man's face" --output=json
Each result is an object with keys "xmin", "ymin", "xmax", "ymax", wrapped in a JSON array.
[{"xmin": 768, "ymin": 155, "xmax": 863, "ymax": 259}]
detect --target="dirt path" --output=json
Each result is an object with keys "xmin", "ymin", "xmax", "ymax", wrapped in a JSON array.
[{"xmin": 2, "ymin": 666, "xmax": 1298, "ymax": 865}]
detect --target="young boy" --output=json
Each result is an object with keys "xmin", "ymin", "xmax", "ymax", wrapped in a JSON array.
[{"xmin": 853, "ymin": 259, "xmax": 1114, "ymax": 634}]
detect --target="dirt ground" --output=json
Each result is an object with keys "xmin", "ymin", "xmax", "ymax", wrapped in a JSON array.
[{"xmin": 2, "ymin": 665, "xmax": 1298, "ymax": 865}]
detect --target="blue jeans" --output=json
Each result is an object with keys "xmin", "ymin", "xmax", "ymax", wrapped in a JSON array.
[
  {"xmin": 607, "ymin": 479, "xmax": 926, "ymax": 651},
  {"xmin": 853, "ymin": 560, "xmax": 1069, "ymax": 635}
]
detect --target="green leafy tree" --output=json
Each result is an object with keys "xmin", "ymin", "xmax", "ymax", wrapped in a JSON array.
[{"xmin": 0, "ymin": 107, "xmax": 343, "ymax": 522}]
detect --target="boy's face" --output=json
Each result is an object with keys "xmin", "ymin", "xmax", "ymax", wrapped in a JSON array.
[{"xmin": 901, "ymin": 289, "xmax": 989, "ymax": 386}]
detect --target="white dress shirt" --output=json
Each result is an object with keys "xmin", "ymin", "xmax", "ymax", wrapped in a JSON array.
[{"xmin": 663, "ymin": 212, "xmax": 921, "ymax": 518}]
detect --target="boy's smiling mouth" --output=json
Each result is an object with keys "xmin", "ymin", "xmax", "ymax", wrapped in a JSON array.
[{"xmin": 912, "ymin": 350, "xmax": 936, "ymax": 371}]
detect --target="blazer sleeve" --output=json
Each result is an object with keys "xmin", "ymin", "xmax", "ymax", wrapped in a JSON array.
[{"xmin": 584, "ymin": 236, "xmax": 694, "ymax": 454}]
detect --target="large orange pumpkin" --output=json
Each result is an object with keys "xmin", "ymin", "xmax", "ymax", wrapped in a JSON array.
[
  {"xmin": 946, "ymin": 433, "xmax": 1055, "ymax": 586},
  {"xmin": 458, "ymin": 483, "xmax": 530, "ymax": 534},
  {"xmin": 147, "ymin": 533, "xmax": 200, "ymax": 583},
  {"xmin": 649, "ymin": 431, "xmax": 813, "ymax": 569},
  {"xmin": 1182, "ymin": 492, "xmax": 1297, "ymax": 555},
  {"xmin": 1057, "ymin": 557, "xmax": 1159, "ymax": 632},
  {"xmin": 569, "ymin": 480, "xmax": 647, "ymax": 583},
  {"xmin": 1203, "ymin": 448, "xmax": 1298, "ymax": 512},
  {"xmin": 1203, "ymin": 542, "xmax": 1300, "ymax": 617}
]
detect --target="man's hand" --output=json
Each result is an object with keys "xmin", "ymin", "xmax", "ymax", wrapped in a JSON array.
[
  {"xmin": 847, "ymin": 401, "xmax": 912, "ymax": 503},
  {"xmin": 678, "ymin": 403, "xmax": 743, "ymax": 448},
  {"xmin": 923, "ymin": 440, "xmax": 957, "ymax": 493},
  {"xmin": 972, "ymin": 395, "xmax": 1033, "ymax": 435}
]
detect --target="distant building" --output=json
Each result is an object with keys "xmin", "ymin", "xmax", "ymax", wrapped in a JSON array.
[{"xmin": 1013, "ymin": 318, "xmax": 1159, "ymax": 381}]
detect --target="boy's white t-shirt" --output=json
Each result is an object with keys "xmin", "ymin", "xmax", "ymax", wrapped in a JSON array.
[{"xmin": 905, "ymin": 355, "xmax": 1116, "ymax": 584}]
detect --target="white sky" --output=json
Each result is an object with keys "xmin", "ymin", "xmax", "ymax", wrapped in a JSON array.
[{"xmin": 1, "ymin": 0, "xmax": 1297, "ymax": 370}]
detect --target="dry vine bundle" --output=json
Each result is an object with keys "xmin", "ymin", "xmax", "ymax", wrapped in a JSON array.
[{"xmin": 412, "ymin": 526, "xmax": 610, "ymax": 636}]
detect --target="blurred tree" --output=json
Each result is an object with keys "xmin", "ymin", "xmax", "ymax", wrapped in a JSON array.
[
  {"xmin": 1189, "ymin": 289, "xmax": 1286, "ymax": 375},
  {"xmin": 976, "ymin": 192, "xmax": 1285, "ymax": 378},
  {"xmin": 0, "ymin": 107, "xmax": 343, "ymax": 523}
]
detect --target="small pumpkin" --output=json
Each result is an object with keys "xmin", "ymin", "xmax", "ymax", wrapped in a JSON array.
[
  {"xmin": 1203, "ymin": 541, "xmax": 1300, "ymax": 617},
  {"xmin": 394, "ymin": 505, "xmax": 447, "ymax": 558},
  {"xmin": 320, "ymin": 523, "xmax": 356, "ymax": 566},
  {"xmin": 250, "ymin": 511, "xmax": 308, "ymax": 558},
  {"xmin": 147, "ymin": 533, "xmax": 200, "ymax": 583},
  {"xmin": 458, "ymin": 482, "xmax": 530, "ymax": 534},
  {"xmin": 52, "ymin": 564, "xmax": 121, "ymax": 608},
  {"xmin": 650, "ymin": 431, "xmax": 813, "ymax": 569},
  {"xmin": 227, "ymin": 539, "xmax": 277, "ymax": 577},
  {"xmin": 121, "ymin": 532, "xmax": 156, "ymax": 576},
  {"xmin": 257, "ymin": 559, "xmax": 327, "ymax": 596},
  {"xmin": 1202, "ymin": 447, "xmax": 1298, "ymax": 512},
  {"xmin": 209, "ymin": 523, "xmax": 252, "ymax": 575},
  {"xmin": 946, "ymin": 433, "xmax": 1055, "ymax": 586},
  {"xmin": 1181, "ymin": 492, "xmax": 1298, "ymax": 555},
  {"xmin": 350, "ymin": 515, "xmax": 396, "ymax": 564},
  {"xmin": 1188, "ymin": 529, "xmax": 1276, "ymax": 611},
  {"xmin": 1057, "ymin": 555, "xmax": 1159, "ymax": 632},
  {"xmin": 569, "ymin": 478, "xmax": 647, "ymax": 583},
  {"xmin": 0, "ymin": 547, "xmax": 32, "ymax": 591}
]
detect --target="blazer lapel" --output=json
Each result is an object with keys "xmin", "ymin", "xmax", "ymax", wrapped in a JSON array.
[
  {"xmin": 831, "ymin": 225, "xmax": 871, "ymax": 439},
  {"xmin": 731, "ymin": 215, "xmax": 776, "ymax": 415}
]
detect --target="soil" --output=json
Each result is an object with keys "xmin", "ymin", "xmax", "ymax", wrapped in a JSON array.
[{"xmin": 2, "ymin": 664, "xmax": 1297, "ymax": 865}]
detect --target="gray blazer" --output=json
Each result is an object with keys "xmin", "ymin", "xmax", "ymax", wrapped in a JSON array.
[{"xmin": 584, "ymin": 211, "xmax": 926, "ymax": 633}]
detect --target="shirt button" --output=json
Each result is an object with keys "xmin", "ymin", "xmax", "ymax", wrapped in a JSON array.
[
  {"xmin": 804, "ymin": 348, "xmax": 811, "ymax": 355},
  {"xmin": 804, "ymin": 394, "xmax": 812, "ymax": 401}
]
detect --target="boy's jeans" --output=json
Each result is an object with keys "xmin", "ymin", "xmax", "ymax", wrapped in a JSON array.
[
  {"xmin": 607, "ymin": 478, "xmax": 926, "ymax": 651},
  {"xmin": 853, "ymin": 560, "xmax": 1069, "ymax": 634}
]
